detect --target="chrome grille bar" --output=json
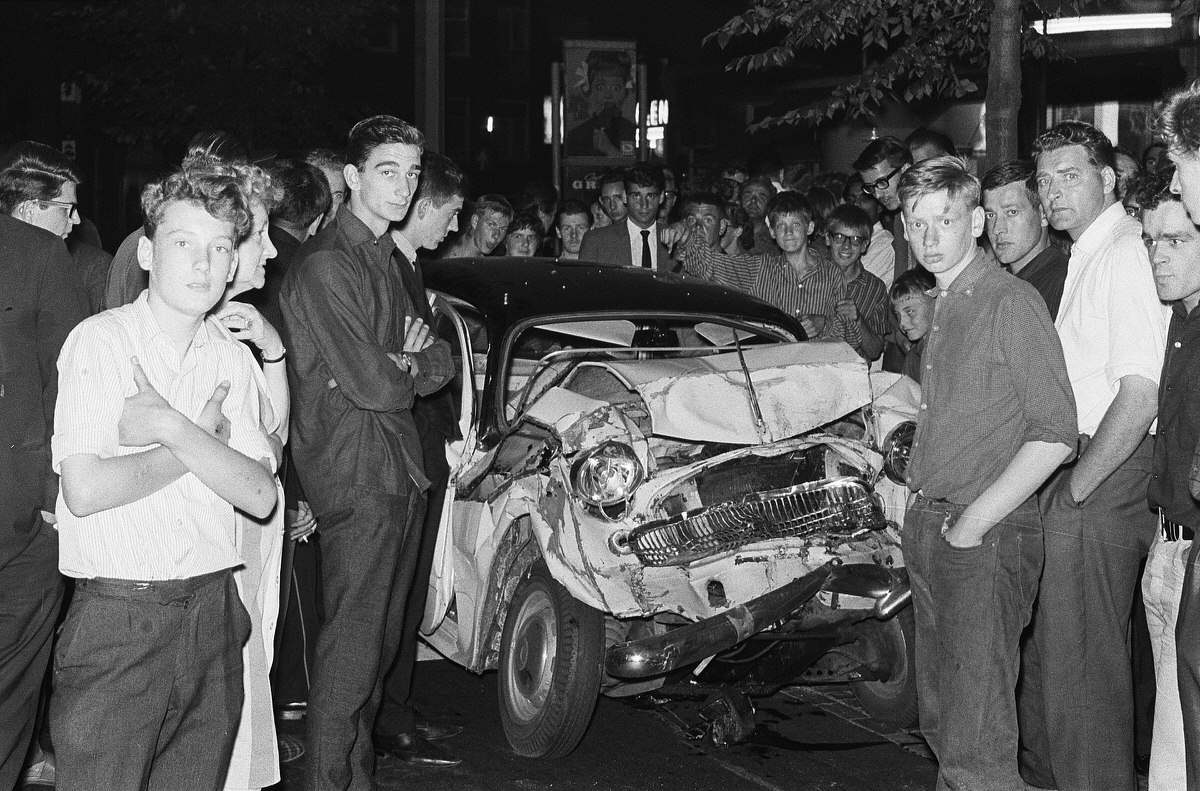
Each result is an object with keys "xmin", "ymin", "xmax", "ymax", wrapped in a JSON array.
[{"xmin": 628, "ymin": 477, "xmax": 885, "ymax": 567}]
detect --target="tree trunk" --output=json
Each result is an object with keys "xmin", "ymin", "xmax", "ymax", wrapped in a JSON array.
[{"xmin": 985, "ymin": 0, "xmax": 1022, "ymax": 170}]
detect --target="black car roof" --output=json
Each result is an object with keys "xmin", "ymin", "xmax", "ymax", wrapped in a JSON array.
[{"xmin": 422, "ymin": 257, "xmax": 803, "ymax": 337}]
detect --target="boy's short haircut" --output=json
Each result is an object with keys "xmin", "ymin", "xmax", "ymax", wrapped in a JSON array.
[
  {"xmin": 507, "ymin": 210, "xmax": 544, "ymax": 240},
  {"xmin": 764, "ymin": 191, "xmax": 813, "ymax": 227},
  {"xmin": 981, "ymin": 159, "xmax": 1039, "ymax": 210},
  {"xmin": 1158, "ymin": 81, "xmax": 1200, "ymax": 154},
  {"xmin": 904, "ymin": 127, "xmax": 957, "ymax": 158},
  {"xmin": 270, "ymin": 159, "xmax": 333, "ymax": 227},
  {"xmin": 897, "ymin": 155, "xmax": 980, "ymax": 211},
  {"xmin": 0, "ymin": 140, "xmax": 81, "ymax": 213},
  {"xmin": 826, "ymin": 203, "xmax": 873, "ymax": 238},
  {"xmin": 890, "ymin": 266, "xmax": 937, "ymax": 301},
  {"xmin": 345, "ymin": 115, "xmax": 424, "ymax": 171},
  {"xmin": 141, "ymin": 159, "xmax": 254, "ymax": 243},
  {"xmin": 625, "ymin": 164, "xmax": 665, "ymax": 193},
  {"xmin": 853, "ymin": 136, "xmax": 913, "ymax": 173},
  {"xmin": 473, "ymin": 193, "xmax": 514, "ymax": 221},
  {"xmin": 679, "ymin": 192, "xmax": 727, "ymax": 220},
  {"xmin": 598, "ymin": 168, "xmax": 626, "ymax": 190},
  {"xmin": 414, "ymin": 151, "xmax": 468, "ymax": 209},
  {"xmin": 1133, "ymin": 165, "xmax": 1179, "ymax": 215},
  {"xmin": 556, "ymin": 198, "xmax": 591, "ymax": 227},
  {"xmin": 1032, "ymin": 120, "xmax": 1117, "ymax": 173},
  {"xmin": 304, "ymin": 147, "xmax": 345, "ymax": 172}
]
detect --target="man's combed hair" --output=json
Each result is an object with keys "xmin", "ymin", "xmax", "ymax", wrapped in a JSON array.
[
  {"xmin": 0, "ymin": 140, "xmax": 81, "ymax": 214},
  {"xmin": 890, "ymin": 266, "xmax": 936, "ymax": 301},
  {"xmin": 556, "ymin": 198, "xmax": 591, "ymax": 226},
  {"xmin": 898, "ymin": 155, "xmax": 980, "ymax": 210},
  {"xmin": 473, "ymin": 193, "xmax": 514, "ymax": 221},
  {"xmin": 764, "ymin": 190, "xmax": 814, "ymax": 227},
  {"xmin": 414, "ymin": 151, "xmax": 468, "ymax": 209},
  {"xmin": 1033, "ymin": 120, "xmax": 1117, "ymax": 173},
  {"xmin": 141, "ymin": 159, "xmax": 254, "ymax": 243},
  {"xmin": 270, "ymin": 159, "xmax": 333, "ymax": 227},
  {"xmin": 624, "ymin": 163, "xmax": 665, "ymax": 193},
  {"xmin": 905, "ymin": 127, "xmax": 957, "ymax": 158},
  {"xmin": 1133, "ymin": 165, "xmax": 1179, "ymax": 214},
  {"xmin": 853, "ymin": 136, "xmax": 913, "ymax": 173},
  {"xmin": 981, "ymin": 159, "xmax": 1040, "ymax": 209},
  {"xmin": 1158, "ymin": 82, "xmax": 1200, "ymax": 154},
  {"xmin": 345, "ymin": 115, "xmax": 424, "ymax": 170}
]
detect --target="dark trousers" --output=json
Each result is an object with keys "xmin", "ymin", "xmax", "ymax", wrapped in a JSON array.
[
  {"xmin": 1019, "ymin": 438, "xmax": 1156, "ymax": 791},
  {"xmin": 0, "ymin": 522, "xmax": 62, "ymax": 791},
  {"xmin": 904, "ymin": 494, "xmax": 1043, "ymax": 791},
  {"xmin": 50, "ymin": 568, "xmax": 249, "ymax": 791},
  {"xmin": 304, "ymin": 484, "xmax": 426, "ymax": 791},
  {"xmin": 272, "ymin": 536, "xmax": 322, "ymax": 706},
  {"xmin": 1177, "ymin": 538, "xmax": 1200, "ymax": 789},
  {"xmin": 376, "ymin": 435, "xmax": 450, "ymax": 737}
]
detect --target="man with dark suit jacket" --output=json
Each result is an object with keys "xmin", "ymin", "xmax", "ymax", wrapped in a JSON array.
[
  {"xmin": 0, "ymin": 213, "xmax": 88, "ymax": 791},
  {"xmin": 578, "ymin": 164, "xmax": 678, "ymax": 271},
  {"xmin": 376, "ymin": 151, "xmax": 466, "ymax": 767}
]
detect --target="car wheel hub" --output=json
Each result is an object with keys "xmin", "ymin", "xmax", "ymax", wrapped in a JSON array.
[{"xmin": 505, "ymin": 588, "xmax": 557, "ymax": 723}]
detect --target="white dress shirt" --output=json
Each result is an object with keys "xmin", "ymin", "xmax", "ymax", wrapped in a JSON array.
[
  {"xmin": 626, "ymin": 217, "xmax": 659, "ymax": 269},
  {"xmin": 1055, "ymin": 202, "xmax": 1170, "ymax": 435},
  {"xmin": 53, "ymin": 293, "xmax": 274, "ymax": 580},
  {"xmin": 862, "ymin": 221, "xmax": 897, "ymax": 291}
]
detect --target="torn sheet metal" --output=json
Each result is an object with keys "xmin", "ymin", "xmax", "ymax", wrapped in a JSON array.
[{"xmin": 598, "ymin": 341, "xmax": 902, "ymax": 444}]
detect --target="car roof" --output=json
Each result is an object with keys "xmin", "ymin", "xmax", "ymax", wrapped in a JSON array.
[{"xmin": 422, "ymin": 257, "xmax": 803, "ymax": 336}]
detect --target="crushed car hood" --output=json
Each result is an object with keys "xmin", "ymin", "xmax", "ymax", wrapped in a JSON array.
[{"xmin": 594, "ymin": 341, "xmax": 902, "ymax": 445}]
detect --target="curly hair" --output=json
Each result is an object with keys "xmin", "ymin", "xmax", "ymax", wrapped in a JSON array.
[
  {"xmin": 141, "ymin": 158, "xmax": 254, "ymax": 243},
  {"xmin": 1132, "ymin": 165, "xmax": 1179, "ymax": 215},
  {"xmin": 1158, "ymin": 81, "xmax": 1200, "ymax": 154}
]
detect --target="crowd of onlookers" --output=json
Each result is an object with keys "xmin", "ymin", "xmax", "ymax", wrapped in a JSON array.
[{"xmin": 6, "ymin": 79, "xmax": 1200, "ymax": 791}]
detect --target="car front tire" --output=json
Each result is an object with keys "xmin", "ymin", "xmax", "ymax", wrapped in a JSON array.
[
  {"xmin": 849, "ymin": 605, "xmax": 919, "ymax": 729},
  {"xmin": 498, "ymin": 562, "xmax": 604, "ymax": 758}
]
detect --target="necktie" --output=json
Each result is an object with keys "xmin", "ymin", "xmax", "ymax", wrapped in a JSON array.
[{"xmin": 641, "ymin": 229, "xmax": 652, "ymax": 269}]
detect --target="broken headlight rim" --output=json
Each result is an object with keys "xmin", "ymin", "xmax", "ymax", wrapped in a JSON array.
[
  {"xmin": 570, "ymin": 441, "xmax": 645, "ymax": 507},
  {"xmin": 882, "ymin": 421, "xmax": 916, "ymax": 484}
]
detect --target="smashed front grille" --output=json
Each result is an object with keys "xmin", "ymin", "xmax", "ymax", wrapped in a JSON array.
[{"xmin": 627, "ymin": 477, "xmax": 885, "ymax": 567}]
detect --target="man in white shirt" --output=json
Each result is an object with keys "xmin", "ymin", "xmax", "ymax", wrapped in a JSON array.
[
  {"xmin": 50, "ymin": 159, "xmax": 277, "ymax": 791},
  {"xmin": 1019, "ymin": 120, "xmax": 1170, "ymax": 791}
]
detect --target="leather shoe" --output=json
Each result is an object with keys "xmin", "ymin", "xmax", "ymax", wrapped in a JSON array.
[
  {"xmin": 414, "ymin": 715, "xmax": 463, "ymax": 741},
  {"xmin": 374, "ymin": 732, "xmax": 461, "ymax": 767}
]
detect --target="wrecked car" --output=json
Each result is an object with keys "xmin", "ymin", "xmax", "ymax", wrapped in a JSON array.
[{"xmin": 418, "ymin": 258, "xmax": 919, "ymax": 759}]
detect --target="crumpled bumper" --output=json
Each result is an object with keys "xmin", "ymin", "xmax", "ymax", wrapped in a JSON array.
[{"xmin": 604, "ymin": 562, "xmax": 910, "ymax": 679}]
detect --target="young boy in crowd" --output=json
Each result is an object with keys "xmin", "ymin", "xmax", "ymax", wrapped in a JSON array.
[
  {"xmin": 887, "ymin": 268, "xmax": 936, "ymax": 382},
  {"xmin": 681, "ymin": 191, "xmax": 840, "ymax": 339},
  {"xmin": 824, "ymin": 203, "xmax": 890, "ymax": 361},
  {"xmin": 50, "ymin": 158, "xmax": 277, "ymax": 791}
]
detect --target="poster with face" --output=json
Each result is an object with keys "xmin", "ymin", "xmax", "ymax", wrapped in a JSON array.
[{"xmin": 563, "ymin": 40, "xmax": 638, "ymax": 160}]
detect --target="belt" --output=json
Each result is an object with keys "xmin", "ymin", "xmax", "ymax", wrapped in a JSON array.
[
  {"xmin": 75, "ymin": 568, "xmax": 231, "ymax": 605},
  {"xmin": 1159, "ymin": 509, "xmax": 1195, "ymax": 542}
]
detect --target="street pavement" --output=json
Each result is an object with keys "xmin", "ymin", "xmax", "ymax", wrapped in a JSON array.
[{"xmin": 274, "ymin": 659, "xmax": 938, "ymax": 790}]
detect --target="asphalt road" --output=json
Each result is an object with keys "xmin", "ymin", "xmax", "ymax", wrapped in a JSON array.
[{"xmin": 275, "ymin": 659, "xmax": 938, "ymax": 791}]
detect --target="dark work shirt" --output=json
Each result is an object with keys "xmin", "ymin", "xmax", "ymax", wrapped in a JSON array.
[
  {"xmin": 907, "ymin": 250, "xmax": 1078, "ymax": 504},
  {"xmin": 1010, "ymin": 243, "xmax": 1069, "ymax": 321},
  {"xmin": 901, "ymin": 336, "xmax": 926, "ymax": 384},
  {"xmin": 278, "ymin": 209, "xmax": 453, "ymax": 509},
  {"xmin": 0, "ymin": 214, "xmax": 87, "ymax": 564},
  {"xmin": 1149, "ymin": 302, "xmax": 1200, "ymax": 529}
]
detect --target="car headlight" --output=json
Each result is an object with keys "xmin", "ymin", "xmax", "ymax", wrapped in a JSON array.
[
  {"xmin": 882, "ymin": 421, "xmax": 916, "ymax": 484},
  {"xmin": 570, "ymin": 441, "xmax": 645, "ymax": 507}
]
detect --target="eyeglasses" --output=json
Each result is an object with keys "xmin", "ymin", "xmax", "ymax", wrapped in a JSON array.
[
  {"xmin": 828, "ymin": 231, "xmax": 869, "ymax": 247},
  {"xmin": 862, "ymin": 165, "xmax": 903, "ymax": 195},
  {"xmin": 38, "ymin": 199, "xmax": 79, "ymax": 220}
]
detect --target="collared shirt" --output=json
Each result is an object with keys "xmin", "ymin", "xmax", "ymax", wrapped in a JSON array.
[
  {"xmin": 0, "ymin": 215, "xmax": 88, "ymax": 565},
  {"xmin": 682, "ymin": 242, "xmax": 841, "ymax": 330},
  {"xmin": 626, "ymin": 217, "xmax": 659, "ymax": 269},
  {"xmin": 828, "ymin": 267, "xmax": 890, "ymax": 357},
  {"xmin": 1149, "ymin": 302, "xmax": 1200, "ymax": 529},
  {"xmin": 862, "ymin": 221, "xmax": 896, "ymax": 290},
  {"xmin": 890, "ymin": 212, "xmax": 910, "ymax": 282},
  {"xmin": 52, "ymin": 293, "xmax": 274, "ymax": 580},
  {"xmin": 279, "ymin": 209, "xmax": 453, "ymax": 509},
  {"xmin": 1056, "ymin": 202, "xmax": 1168, "ymax": 435},
  {"xmin": 1010, "ymin": 243, "xmax": 1069, "ymax": 321},
  {"xmin": 906, "ymin": 250, "xmax": 1078, "ymax": 504}
]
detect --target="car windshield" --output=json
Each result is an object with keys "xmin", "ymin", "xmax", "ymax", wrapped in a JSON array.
[{"xmin": 502, "ymin": 314, "xmax": 795, "ymax": 423}]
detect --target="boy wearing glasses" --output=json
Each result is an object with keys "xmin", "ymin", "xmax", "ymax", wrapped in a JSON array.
[
  {"xmin": 853, "ymin": 137, "xmax": 914, "ymax": 282},
  {"xmin": 824, "ymin": 203, "xmax": 889, "ymax": 361}
]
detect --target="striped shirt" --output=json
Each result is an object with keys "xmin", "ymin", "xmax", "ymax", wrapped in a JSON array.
[
  {"xmin": 682, "ymin": 243, "xmax": 841, "ymax": 333},
  {"xmin": 828, "ymin": 268, "xmax": 890, "ymax": 355},
  {"xmin": 52, "ymin": 293, "xmax": 273, "ymax": 580}
]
